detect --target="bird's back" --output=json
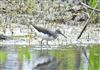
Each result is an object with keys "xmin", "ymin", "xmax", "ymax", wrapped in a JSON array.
[{"xmin": 30, "ymin": 24, "xmax": 57, "ymax": 38}]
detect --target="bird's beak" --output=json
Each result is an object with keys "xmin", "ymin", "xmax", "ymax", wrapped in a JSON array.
[{"xmin": 60, "ymin": 33, "xmax": 67, "ymax": 39}]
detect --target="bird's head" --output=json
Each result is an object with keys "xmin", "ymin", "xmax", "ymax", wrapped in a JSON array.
[
  {"xmin": 56, "ymin": 29, "xmax": 62, "ymax": 34},
  {"xmin": 56, "ymin": 29, "xmax": 67, "ymax": 38}
]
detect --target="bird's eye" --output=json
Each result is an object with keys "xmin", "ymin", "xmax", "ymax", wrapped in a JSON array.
[{"xmin": 57, "ymin": 30, "xmax": 61, "ymax": 34}]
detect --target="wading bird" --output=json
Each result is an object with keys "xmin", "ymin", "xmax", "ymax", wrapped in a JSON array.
[{"xmin": 30, "ymin": 24, "xmax": 67, "ymax": 48}]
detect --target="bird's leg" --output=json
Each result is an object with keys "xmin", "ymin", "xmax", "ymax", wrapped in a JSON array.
[
  {"xmin": 40, "ymin": 39, "xmax": 43, "ymax": 53},
  {"xmin": 46, "ymin": 41, "xmax": 49, "ymax": 54},
  {"xmin": 46, "ymin": 41, "xmax": 51, "ymax": 47},
  {"xmin": 46, "ymin": 41, "xmax": 51, "ymax": 54}
]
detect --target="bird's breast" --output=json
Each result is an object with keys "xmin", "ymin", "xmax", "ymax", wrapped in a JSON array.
[{"xmin": 37, "ymin": 32, "xmax": 55, "ymax": 41}]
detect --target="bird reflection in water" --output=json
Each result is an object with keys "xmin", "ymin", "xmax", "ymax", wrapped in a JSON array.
[{"xmin": 33, "ymin": 55, "xmax": 61, "ymax": 70}]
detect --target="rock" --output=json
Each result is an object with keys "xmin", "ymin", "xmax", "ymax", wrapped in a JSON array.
[
  {"xmin": 0, "ymin": 34, "xmax": 8, "ymax": 40},
  {"xmin": 75, "ymin": 12, "xmax": 88, "ymax": 21}
]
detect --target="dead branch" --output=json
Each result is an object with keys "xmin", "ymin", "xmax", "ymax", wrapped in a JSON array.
[
  {"xmin": 79, "ymin": 1, "xmax": 100, "ymax": 13},
  {"xmin": 77, "ymin": 3, "xmax": 98, "ymax": 39}
]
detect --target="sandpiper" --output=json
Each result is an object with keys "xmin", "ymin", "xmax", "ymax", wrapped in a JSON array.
[{"xmin": 30, "ymin": 23, "xmax": 67, "ymax": 47}]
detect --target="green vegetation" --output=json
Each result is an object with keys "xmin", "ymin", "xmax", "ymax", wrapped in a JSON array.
[
  {"xmin": 83, "ymin": 0, "xmax": 100, "ymax": 24},
  {"xmin": 49, "ymin": 47, "xmax": 80, "ymax": 70},
  {"xmin": 88, "ymin": 45, "xmax": 100, "ymax": 70},
  {"xmin": 0, "ymin": 50, "xmax": 7, "ymax": 64},
  {"xmin": 89, "ymin": 0, "xmax": 96, "ymax": 8},
  {"xmin": 16, "ymin": 46, "xmax": 31, "ymax": 61}
]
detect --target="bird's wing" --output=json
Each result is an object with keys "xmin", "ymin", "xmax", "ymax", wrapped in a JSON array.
[{"xmin": 31, "ymin": 24, "xmax": 53, "ymax": 36}]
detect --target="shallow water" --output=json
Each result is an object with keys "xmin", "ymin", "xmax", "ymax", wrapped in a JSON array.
[{"xmin": 0, "ymin": 45, "xmax": 99, "ymax": 70}]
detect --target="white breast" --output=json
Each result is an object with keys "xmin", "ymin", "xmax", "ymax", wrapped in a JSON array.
[{"xmin": 37, "ymin": 32, "xmax": 54, "ymax": 41}]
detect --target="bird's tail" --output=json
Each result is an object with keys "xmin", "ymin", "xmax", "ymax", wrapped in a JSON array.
[{"xmin": 29, "ymin": 23, "xmax": 40, "ymax": 34}]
